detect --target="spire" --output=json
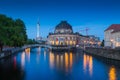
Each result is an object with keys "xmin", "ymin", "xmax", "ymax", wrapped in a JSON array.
[{"xmin": 36, "ymin": 18, "xmax": 40, "ymax": 39}]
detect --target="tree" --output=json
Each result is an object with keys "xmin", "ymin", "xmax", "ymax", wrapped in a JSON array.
[
  {"xmin": 101, "ymin": 40, "xmax": 104, "ymax": 47},
  {"xmin": 0, "ymin": 40, "xmax": 3, "ymax": 52},
  {"xmin": 0, "ymin": 14, "xmax": 28, "ymax": 49}
]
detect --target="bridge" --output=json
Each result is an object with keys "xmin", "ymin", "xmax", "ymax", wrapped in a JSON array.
[
  {"xmin": 22, "ymin": 44, "xmax": 52, "ymax": 49},
  {"xmin": 0, "ymin": 44, "xmax": 51, "ymax": 59}
]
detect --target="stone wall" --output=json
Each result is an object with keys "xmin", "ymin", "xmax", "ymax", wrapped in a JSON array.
[{"xmin": 85, "ymin": 47, "xmax": 120, "ymax": 61}]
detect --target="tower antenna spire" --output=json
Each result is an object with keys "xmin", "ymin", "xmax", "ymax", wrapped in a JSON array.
[{"xmin": 36, "ymin": 18, "xmax": 40, "ymax": 40}]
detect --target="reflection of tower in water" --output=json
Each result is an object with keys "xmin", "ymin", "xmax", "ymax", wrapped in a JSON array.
[
  {"xmin": 37, "ymin": 47, "xmax": 41, "ymax": 54},
  {"xmin": 36, "ymin": 47, "xmax": 41, "ymax": 64}
]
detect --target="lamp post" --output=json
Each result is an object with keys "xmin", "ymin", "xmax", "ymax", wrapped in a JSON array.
[
  {"xmin": 110, "ymin": 39, "xmax": 113, "ymax": 49},
  {"xmin": 84, "ymin": 41, "xmax": 86, "ymax": 49}
]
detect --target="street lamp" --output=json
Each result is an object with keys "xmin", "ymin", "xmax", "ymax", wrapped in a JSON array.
[
  {"xmin": 110, "ymin": 39, "xmax": 113, "ymax": 48},
  {"xmin": 84, "ymin": 41, "xmax": 86, "ymax": 49}
]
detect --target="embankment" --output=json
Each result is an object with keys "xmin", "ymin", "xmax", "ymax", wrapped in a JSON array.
[{"xmin": 85, "ymin": 47, "xmax": 120, "ymax": 61}]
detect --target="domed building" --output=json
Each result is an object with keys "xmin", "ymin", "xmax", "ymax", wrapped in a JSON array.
[{"xmin": 47, "ymin": 21, "xmax": 80, "ymax": 50}]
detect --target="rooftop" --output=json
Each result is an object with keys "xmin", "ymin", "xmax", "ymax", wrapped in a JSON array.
[
  {"xmin": 105, "ymin": 24, "xmax": 120, "ymax": 33},
  {"xmin": 54, "ymin": 21, "xmax": 73, "ymax": 34}
]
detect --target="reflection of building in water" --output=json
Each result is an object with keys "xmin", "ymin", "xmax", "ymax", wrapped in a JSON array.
[
  {"xmin": 49, "ymin": 52, "xmax": 54, "ymax": 68},
  {"xmin": 25, "ymin": 48, "xmax": 30, "ymax": 62},
  {"xmin": 65, "ymin": 52, "xmax": 69, "ymax": 72},
  {"xmin": 70, "ymin": 52, "xmax": 73, "ymax": 68},
  {"xmin": 21, "ymin": 51, "xmax": 25, "ymax": 70},
  {"xmin": 83, "ymin": 54, "xmax": 93, "ymax": 76},
  {"xmin": 109, "ymin": 66, "xmax": 117, "ymax": 80},
  {"xmin": 49, "ymin": 51, "xmax": 76, "ymax": 72}
]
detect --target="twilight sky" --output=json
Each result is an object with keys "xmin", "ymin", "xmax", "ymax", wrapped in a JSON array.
[{"xmin": 0, "ymin": 0, "xmax": 120, "ymax": 40}]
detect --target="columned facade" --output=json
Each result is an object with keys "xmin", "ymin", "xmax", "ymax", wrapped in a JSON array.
[
  {"xmin": 48, "ymin": 34, "xmax": 79, "ymax": 46},
  {"xmin": 47, "ymin": 21, "xmax": 79, "ymax": 48}
]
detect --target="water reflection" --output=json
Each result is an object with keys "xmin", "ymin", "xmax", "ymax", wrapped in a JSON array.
[
  {"xmin": 0, "ymin": 57, "xmax": 25, "ymax": 80},
  {"xmin": 21, "ymin": 51, "xmax": 25, "ymax": 70},
  {"xmin": 37, "ymin": 47, "xmax": 41, "ymax": 54},
  {"xmin": 44, "ymin": 49, "xmax": 46, "ymax": 61},
  {"xmin": 13, "ymin": 56, "xmax": 16, "ymax": 70},
  {"xmin": 25, "ymin": 48, "xmax": 30, "ymax": 62},
  {"xmin": 0, "ymin": 48, "xmax": 120, "ymax": 80},
  {"xmin": 83, "ymin": 54, "xmax": 93, "ymax": 76},
  {"xmin": 49, "ymin": 51, "xmax": 54, "ymax": 69},
  {"xmin": 49, "ymin": 51, "xmax": 76, "ymax": 72},
  {"xmin": 65, "ymin": 52, "xmax": 69, "ymax": 72},
  {"xmin": 36, "ymin": 47, "xmax": 41, "ymax": 64},
  {"xmin": 109, "ymin": 66, "xmax": 117, "ymax": 80},
  {"xmin": 70, "ymin": 52, "xmax": 73, "ymax": 69}
]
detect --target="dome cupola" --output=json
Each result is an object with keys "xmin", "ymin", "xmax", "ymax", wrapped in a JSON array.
[{"xmin": 54, "ymin": 21, "xmax": 73, "ymax": 34}]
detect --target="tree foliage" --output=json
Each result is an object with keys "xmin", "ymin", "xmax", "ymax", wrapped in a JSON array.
[
  {"xmin": 0, "ymin": 14, "xmax": 27, "ymax": 47},
  {"xmin": 101, "ymin": 40, "xmax": 104, "ymax": 47},
  {"xmin": 26, "ymin": 39, "xmax": 37, "ymax": 44}
]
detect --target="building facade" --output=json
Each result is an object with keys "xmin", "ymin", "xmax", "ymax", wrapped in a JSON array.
[
  {"xmin": 47, "ymin": 21, "xmax": 101, "ymax": 50},
  {"xmin": 104, "ymin": 24, "xmax": 120, "ymax": 48},
  {"xmin": 47, "ymin": 21, "xmax": 79, "ymax": 48},
  {"xmin": 79, "ymin": 35, "xmax": 101, "ymax": 48}
]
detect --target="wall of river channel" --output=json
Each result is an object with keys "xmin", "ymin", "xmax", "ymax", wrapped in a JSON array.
[{"xmin": 85, "ymin": 47, "xmax": 120, "ymax": 61}]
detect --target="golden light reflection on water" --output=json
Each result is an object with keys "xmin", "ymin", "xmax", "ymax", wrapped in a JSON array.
[
  {"xmin": 109, "ymin": 66, "xmax": 117, "ymax": 80},
  {"xmin": 21, "ymin": 51, "xmax": 25, "ymax": 70},
  {"xmin": 25, "ymin": 48, "xmax": 30, "ymax": 62},
  {"xmin": 49, "ymin": 52, "xmax": 54, "ymax": 68},
  {"xmin": 60, "ymin": 55, "xmax": 63, "ymax": 67},
  {"xmin": 49, "ymin": 51, "xmax": 73, "ymax": 72},
  {"xmin": 83, "ymin": 54, "xmax": 93, "ymax": 76},
  {"xmin": 56, "ymin": 55, "xmax": 59, "ymax": 67},
  {"xmin": 65, "ymin": 52, "xmax": 69, "ymax": 72},
  {"xmin": 89, "ymin": 56, "xmax": 93, "ymax": 76},
  {"xmin": 70, "ymin": 52, "xmax": 73, "ymax": 68}
]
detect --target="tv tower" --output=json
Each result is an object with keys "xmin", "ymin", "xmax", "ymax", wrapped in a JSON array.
[{"xmin": 36, "ymin": 19, "xmax": 40, "ymax": 40}]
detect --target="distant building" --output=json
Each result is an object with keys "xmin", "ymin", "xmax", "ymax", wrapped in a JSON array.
[
  {"xmin": 104, "ymin": 24, "xmax": 120, "ymax": 48},
  {"xmin": 79, "ymin": 35, "xmax": 101, "ymax": 48},
  {"xmin": 47, "ymin": 21, "xmax": 80, "ymax": 50},
  {"xmin": 47, "ymin": 21, "xmax": 101, "ymax": 50}
]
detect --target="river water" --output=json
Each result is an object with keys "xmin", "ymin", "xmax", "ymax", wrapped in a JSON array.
[{"xmin": 0, "ymin": 47, "xmax": 120, "ymax": 80}]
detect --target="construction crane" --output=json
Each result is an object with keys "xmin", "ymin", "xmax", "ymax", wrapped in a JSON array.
[
  {"xmin": 79, "ymin": 27, "xmax": 90, "ymax": 36},
  {"xmin": 49, "ymin": 27, "xmax": 55, "ymax": 33}
]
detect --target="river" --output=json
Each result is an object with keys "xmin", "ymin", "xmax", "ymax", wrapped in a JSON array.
[{"xmin": 0, "ymin": 47, "xmax": 120, "ymax": 80}]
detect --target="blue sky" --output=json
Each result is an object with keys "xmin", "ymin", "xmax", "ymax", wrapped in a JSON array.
[{"xmin": 0, "ymin": 0, "xmax": 120, "ymax": 40}]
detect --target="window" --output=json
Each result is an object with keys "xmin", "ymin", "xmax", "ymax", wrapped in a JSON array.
[{"xmin": 117, "ymin": 37, "xmax": 120, "ymax": 42}]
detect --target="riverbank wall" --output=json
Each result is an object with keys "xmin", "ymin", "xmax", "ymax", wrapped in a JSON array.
[
  {"xmin": 85, "ymin": 47, "xmax": 120, "ymax": 61},
  {"xmin": 0, "ymin": 47, "xmax": 23, "ymax": 59},
  {"xmin": 0, "ymin": 44, "xmax": 41, "ymax": 59}
]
